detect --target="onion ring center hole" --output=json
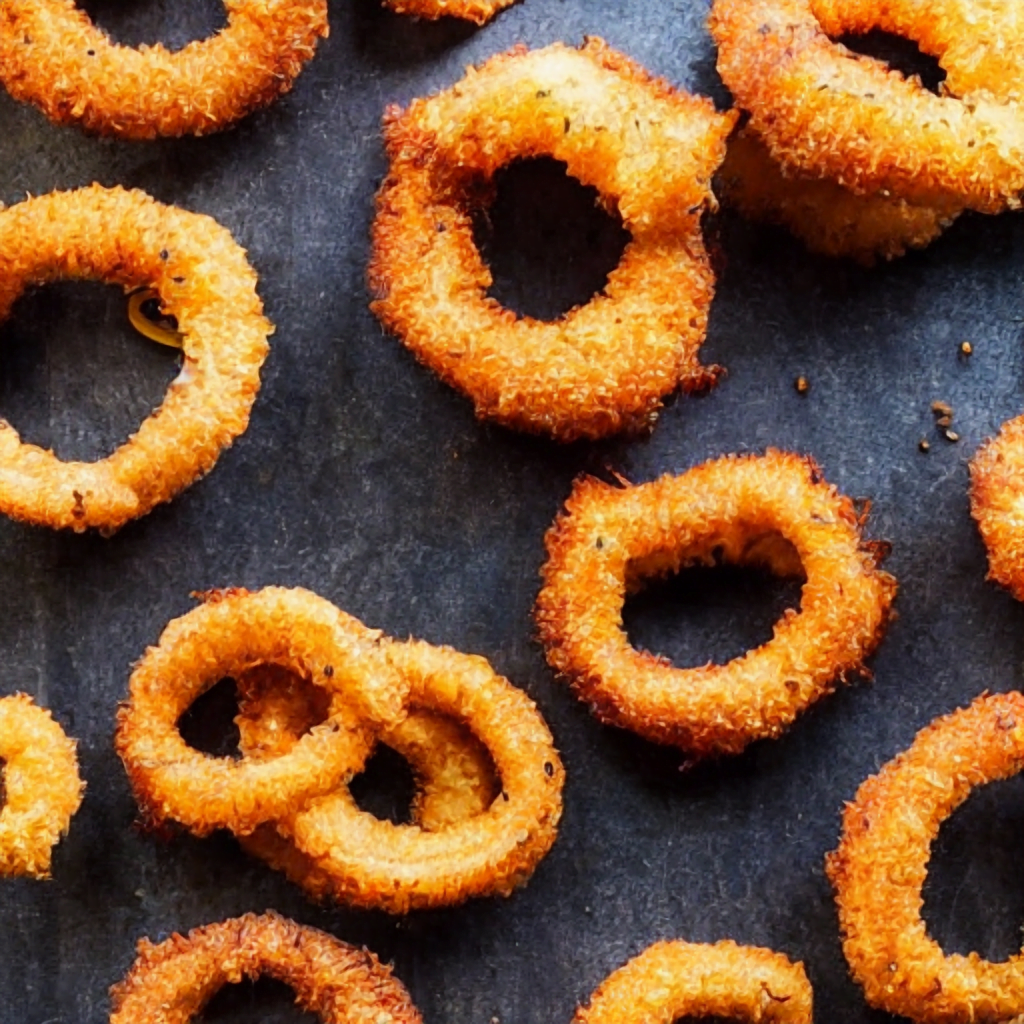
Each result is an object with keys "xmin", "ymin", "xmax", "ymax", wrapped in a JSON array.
[
  {"xmin": 77, "ymin": 0, "xmax": 228, "ymax": 51},
  {"xmin": 197, "ymin": 976, "xmax": 318, "ymax": 1022},
  {"xmin": 833, "ymin": 30, "xmax": 946, "ymax": 95},
  {"xmin": 0, "ymin": 281, "xmax": 181, "ymax": 462},
  {"xmin": 177, "ymin": 678, "xmax": 243, "ymax": 759},
  {"xmin": 921, "ymin": 772, "xmax": 1024, "ymax": 961},
  {"xmin": 471, "ymin": 157, "xmax": 631, "ymax": 321},
  {"xmin": 349, "ymin": 744, "xmax": 417, "ymax": 825},
  {"xmin": 623, "ymin": 536, "xmax": 804, "ymax": 667}
]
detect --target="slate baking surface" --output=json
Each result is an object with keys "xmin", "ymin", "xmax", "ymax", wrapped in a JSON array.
[{"xmin": 1, "ymin": 2, "xmax": 1023, "ymax": 1022}]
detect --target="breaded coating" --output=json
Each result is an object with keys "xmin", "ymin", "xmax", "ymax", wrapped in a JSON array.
[
  {"xmin": 573, "ymin": 939, "xmax": 813, "ymax": 1024},
  {"xmin": 109, "ymin": 911, "xmax": 423, "ymax": 1024},
  {"xmin": 369, "ymin": 38, "xmax": 737, "ymax": 441},
  {"xmin": 383, "ymin": 0, "xmax": 516, "ymax": 24},
  {"xmin": 710, "ymin": 0, "xmax": 1024, "ymax": 214},
  {"xmin": 827, "ymin": 692, "xmax": 1024, "ymax": 1024},
  {"xmin": 536, "ymin": 450, "xmax": 897, "ymax": 757},
  {"xmin": 0, "ymin": 0, "xmax": 328, "ymax": 139},
  {"xmin": 970, "ymin": 414, "xmax": 1024, "ymax": 602},
  {"xmin": 0, "ymin": 185, "xmax": 271, "ymax": 534},
  {"xmin": 0, "ymin": 694, "xmax": 84, "ymax": 879}
]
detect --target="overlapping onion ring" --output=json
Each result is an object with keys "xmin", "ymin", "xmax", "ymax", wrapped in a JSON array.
[
  {"xmin": 369, "ymin": 38, "xmax": 737, "ymax": 441},
  {"xmin": 108, "ymin": 911, "xmax": 423, "ymax": 1024},
  {"xmin": 826, "ymin": 692, "xmax": 1024, "ymax": 1024},
  {"xmin": 970, "ymin": 416, "xmax": 1024, "ymax": 603},
  {"xmin": 536, "ymin": 450, "xmax": 897, "ymax": 757},
  {"xmin": 709, "ymin": 0, "xmax": 1024, "ymax": 214},
  {"xmin": 0, "ymin": 185, "xmax": 271, "ymax": 534},
  {"xmin": 0, "ymin": 0, "xmax": 328, "ymax": 139},
  {"xmin": 383, "ymin": 0, "xmax": 516, "ymax": 24},
  {"xmin": 114, "ymin": 587, "xmax": 408, "ymax": 837},
  {"xmin": 573, "ymin": 940, "xmax": 813, "ymax": 1024},
  {"xmin": 0, "ymin": 694, "xmax": 84, "ymax": 879}
]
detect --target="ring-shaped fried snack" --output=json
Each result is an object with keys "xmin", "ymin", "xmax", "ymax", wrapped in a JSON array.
[
  {"xmin": 573, "ymin": 940, "xmax": 813, "ymax": 1024},
  {"xmin": 114, "ymin": 588, "xmax": 408, "ymax": 837},
  {"xmin": 108, "ymin": 911, "xmax": 422, "ymax": 1024},
  {"xmin": 970, "ymin": 416, "xmax": 1024, "ymax": 603},
  {"xmin": 0, "ymin": 185, "xmax": 271, "ymax": 534},
  {"xmin": 0, "ymin": 694, "xmax": 84, "ymax": 878},
  {"xmin": 369, "ymin": 38, "xmax": 737, "ymax": 441},
  {"xmin": 826, "ymin": 692, "xmax": 1024, "ymax": 1024},
  {"xmin": 383, "ymin": 0, "xmax": 516, "ymax": 24},
  {"xmin": 536, "ymin": 450, "xmax": 896, "ymax": 757},
  {"xmin": 0, "ymin": 0, "xmax": 328, "ymax": 139},
  {"xmin": 709, "ymin": 0, "xmax": 1024, "ymax": 213}
]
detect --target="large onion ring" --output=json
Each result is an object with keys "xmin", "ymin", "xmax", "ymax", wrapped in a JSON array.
[
  {"xmin": 108, "ymin": 911, "xmax": 422, "ymax": 1024},
  {"xmin": 0, "ymin": 0, "xmax": 328, "ymax": 139},
  {"xmin": 709, "ymin": 0, "xmax": 1024, "ymax": 214},
  {"xmin": 536, "ymin": 450, "xmax": 897, "ymax": 757},
  {"xmin": 0, "ymin": 185, "xmax": 271, "ymax": 534},
  {"xmin": 0, "ymin": 694, "xmax": 85, "ymax": 879},
  {"xmin": 369, "ymin": 38, "xmax": 736, "ymax": 441},
  {"xmin": 826, "ymin": 692, "xmax": 1024, "ymax": 1024},
  {"xmin": 573, "ymin": 940, "xmax": 813, "ymax": 1024},
  {"xmin": 114, "ymin": 587, "xmax": 408, "ymax": 836}
]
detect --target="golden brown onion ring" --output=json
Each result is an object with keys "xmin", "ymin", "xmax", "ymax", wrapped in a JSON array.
[
  {"xmin": 383, "ymin": 0, "xmax": 516, "ymax": 24},
  {"xmin": 536, "ymin": 450, "xmax": 896, "ymax": 757},
  {"xmin": 827, "ymin": 692, "xmax": 1024, "ymax": 1024}
]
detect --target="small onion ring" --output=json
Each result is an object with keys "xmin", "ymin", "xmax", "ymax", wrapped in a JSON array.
[
  {"xmin": 573, "ymin": 940, "xmax": 813, "ymax": 1024},
  {"xmin": 0, "ymin": 694, "xmax": 85, "ymax": 879},
  {"xmin": 0, "ymin": 0, "xmax": 329, "ymax": 139},
  {"xmin": 108, "ymin": 911, "xmax": 423, "ymax": 1024},
  {"xmin": 369, "ymin": 38, "xmax": 736, "ymax": 441},
  {"xmin": 0, "ymin": 185, "xmax": 271, "ymax": 534},
  {"xmin": 826, "ymin": 692, "xmax": 1024, "ymax": 1024},
  {"xmin": 536, "ymin": 450, "xmax": 897, "ymax": 757},
  {"xmin": 383, "ymin": 0, "xmax": 516, "ymax": 24}
]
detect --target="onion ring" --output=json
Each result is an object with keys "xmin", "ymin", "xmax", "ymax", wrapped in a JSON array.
[
  {"xmin": 383, "ymin": 0, "xmax": 516, "ymax": 24},
  {"xmin": 368, "ymin": 38, "xmax": 737, "ymax": 441},
  {"xmin": 114, "ymin": 587, "xmax": 408, "ymax": 837},
  {"xmin": 0, "ymin": 694, "xmax": 84, "ymax": 879},
  {"xmin": 535, "ymin": 450, "xmax": 897, "ymax": 757},
  {"xmin": 108, "ymin": 911, "xmax": 423, "ymax": 1024},
  {"xmin": 0, "ymin": 0, "xmax": 329, "ymax": 139},
  {"xmin": 709, "ymin": 0, "xmax": 1024, "ymax": 213},
  {"xmin": 970, "ymin": 416, "xmax": 1024, "ymax": 603},
  {"xmin": 0, "ymin": 185, "xmax": 271, "ymax": 534},
  {"xmin": 826, "ymin": 691, "xmax": 1024, "ymax": 1024},
  {"xmin": 573, "ymin": 940, "xmax": 813, "ymax": 1024}
]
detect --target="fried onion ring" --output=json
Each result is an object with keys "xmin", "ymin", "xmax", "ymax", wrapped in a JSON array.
[
  {"xmin": 114, "ymin": 587, "xmax": 408, "ymax": 837},
  {"xmin": 0, "ymin": 185, "xmax": 271, "ymax": 534},
  {"xmin": 0, "ymin": 0, "xmax": 329, "ymax": 139},
  {"xmin": 536, "ymin": 450, "xmax": 896, "ymax": 757},
  {"xmin": 0, "ymin": 694, "xmax": 84, "ymax": 879},
  {"xmin": 369, "ymin": 38, "xmax": 736, "ymax": 441},
  {"xmin": 970, "ymin": 416, "xmax": 1024, "ymax": 603},
  {"xmin": 108, "ymin": 911, "xmax": 422, "ymax": 1024},
  {"xmin": 573, "ymin": 939, "xmax": 813, "ymax": 1024},
  {"xmin": 826, "ymin": 691, "xmax": 1024, "ymax": 1024},
  {"xmin": 383, "ymin": 0, "xmax": 516, "ymax": 24},
  {"xmin": 709, "ymin": 0, "xmax": 1024, "ymax": 213}
]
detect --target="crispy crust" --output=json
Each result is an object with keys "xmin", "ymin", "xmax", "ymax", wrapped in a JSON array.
[
  {"xmin": 535, "ymin": 450, "xmax": 897, "ymax": 757},
  {"xmin": 826, "ymin": 692, "xmax": 1024, "ymax": 1024},
  {"xmin": 0, "ymin": 0, "xmax": 328, "ymax": 139},
  {"xmin": 969, "ymin": 415, "xmax": 1024, "ymax": 602},
  {"xmin": 718, "ymin": 127, "xmax": 962, "ymax": 264},
  {"xmin": 0, "ymin": 694, "xmax": 84, "ymax": 878},
  {"xmin": 382, "ymin": 0, "xmax": 516, "ymax": 24},
  {"xmin": 573, "ymin": 940, "xmax": 813, "ymax": 1024},
  {"xmin": 0, "ymin": 185, "xmax": 271, "ymax": 533},
  {"xmin": 108, "ymin": 911, "xmax": 422, "ymax": 1024},
  {"xmin": 369, "ymin": 38, "xmax": 737, "ymax": 441},
  {"xmin": 709, "ymin": 0, "xmax": 1024, "ymax": 213},
  {"xmin": 114, "ymin": 587, "xmax": 409, "ymax": 836}
]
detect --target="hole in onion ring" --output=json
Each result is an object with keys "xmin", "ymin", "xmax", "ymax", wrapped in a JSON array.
[
  {"xmin": 77, "ymin": 0, "xmax": 228, "ymax": 52},
  {"xmin": 471, "ymin": 157, "xmax": 631, "ymax": 321},
  {"xmin": 921, "ymin": 773, "xmax": 1024, "ymax": 962},
  {"xmin": 197, "ymin": 975, "xmax": 319, "ymax": 1022},
  {"xmin": 177, "ymin": 677, "xmax": 242, "ymax": 760},
  {"xmin": 0, "ymin": 281, "xmax": 180, "ymax": 462},
  {"xmin": 834, "ymin": 31, "xmax": 946, "ymax": 95},
  {"xmin": 349, "ymin": 743, "xmax": 418, "ymax": 825}
]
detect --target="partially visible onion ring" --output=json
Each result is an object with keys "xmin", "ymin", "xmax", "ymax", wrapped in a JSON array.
[{"xmin": 383, "ymin": 0, "xmax": 517, "ymax": 24}]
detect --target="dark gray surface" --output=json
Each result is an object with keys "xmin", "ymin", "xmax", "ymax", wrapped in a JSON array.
[{"xmin": 1, "ymin": 2, "xmax": 1023, "ymax": 1022}]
